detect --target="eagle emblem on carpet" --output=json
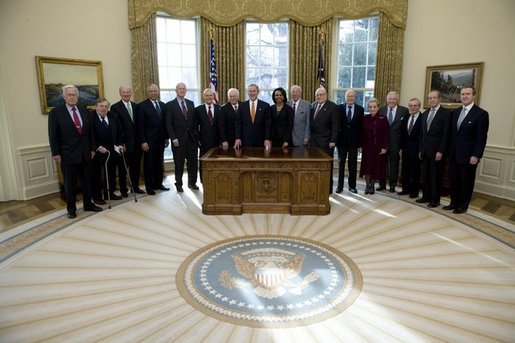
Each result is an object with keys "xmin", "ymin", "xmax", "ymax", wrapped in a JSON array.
[
  {"xmin": 177, "ymin": 236, "xmax": 362, "ymax": 328},
  {"xmin": 219, "ymin": 248, "xmax": 320, "ymax": 299}
]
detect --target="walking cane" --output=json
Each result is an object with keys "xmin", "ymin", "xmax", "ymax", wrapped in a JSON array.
[
  {"xmin": 120, "ymin": 149, "xmax": 138, "ymax": 202},
  {"xmin": 104, "ymin": 150, "xmax": 111, "ymax": 209}
]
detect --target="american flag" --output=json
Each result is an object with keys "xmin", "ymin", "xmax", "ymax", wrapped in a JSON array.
[
  {"xmin": 209, "ymin": 39, "xmax": 219, "ymax": 104},
  {"xmin": 317, "ymin": 37, "xmax": 326, "ymax": 89}
]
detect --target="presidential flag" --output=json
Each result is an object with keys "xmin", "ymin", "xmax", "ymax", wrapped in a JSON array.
[
  {"xmin": 209, "ymin": 39, "xmax": 220, "ymax": 104},
  {"xmin": 316, "ymin": 36, "xmax": 326, "ymax": 89}
]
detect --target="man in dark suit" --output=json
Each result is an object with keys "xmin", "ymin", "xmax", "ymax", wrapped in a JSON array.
[
  {"xmin": 195, "ymin": 88, "xmax": 221, "ymax": 182},
  {"xmin": 138, "ymin": 84, "xmax": 170, "ymax": 195},
  {"xmin": 110, "ymin": 85, "xmax": 145, "ymax": 195},
  {"xmin": 309, "ymin": 87, "xmax": 339, "ymax": 194},
  {"xmin": 234, "ymin": 83, "xmax": 272, "ymax": 149},
  {"xmin": 219, "ymin": 88, "xmax": 241, "ymax": 149},
  {"xmin": 444, "ymin": 86, "xmax": 489, "ymax": 214},
  {"xmin": 165, "ymin": 82, "xmax": 198, "ymax": 192},
  {"xmin": 335, "ymin": 89, "xmax": 364, "ymax": 194},
  {"xmin": 398, "ymin": 98, "xmax": 423, "ymax": 199},
  {"xmin": 378, "ymin": 91, "xmax": 409, "ymax": 193},
  {"xmin": 417, "ymin": 90, "xmax": 451, "ymax": 207},
  {"xmin": 90, "ymin": 98, "xmax": 124, "ymax": 204},
  {"xmin": 48, "ymin": 84, "xmax": 102, "ymax": 218}
]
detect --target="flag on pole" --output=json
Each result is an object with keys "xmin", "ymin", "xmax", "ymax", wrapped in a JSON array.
[
  {"xmin": 316, "ymin": 35, "xmax": 326, "ymax": 89},
  {"xmin": 209, "ymin": 39, "xmax": 220, "ymax": 104}
]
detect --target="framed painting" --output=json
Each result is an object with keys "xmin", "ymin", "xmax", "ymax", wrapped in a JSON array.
[
  {"xmin": 35, "ymin": 56, "xmax": 104, "ymax": 114},
  {"xmin": 424, "ymin": 62, "xmax": 484, "ymax": 109}
]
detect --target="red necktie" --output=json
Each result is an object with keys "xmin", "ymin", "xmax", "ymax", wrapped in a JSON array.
[
  {"xmin": 207, "ymin": 105, "xmax": 213, "ymax": 125},
  {"xmin": 314, "ymin": 104, "xmax": 322, "ymax": 119},
  {"xmin": 72, "ymin": 107, "xmax": 82, "ymax": 134},
  {"xmin": 292, "ymin": 102, "xmax": 296, "ymax": 113},
  {"xmin": 181, "ymin": 100, "xmax": 188, "ymax": 118}
]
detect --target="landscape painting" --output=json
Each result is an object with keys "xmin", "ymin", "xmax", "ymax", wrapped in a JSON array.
[
  {"xmin": 35, "ymin": 56, "xmax": 104, "ymax": 114},
  {"xmin": 424, "ymin": 62, "xmax": 483, "ymax": 109}
]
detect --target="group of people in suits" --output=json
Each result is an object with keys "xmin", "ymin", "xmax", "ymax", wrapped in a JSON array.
[
  {"xmin": 48, "ymin": 81, "xmax": 488, "ymax": 219},
  {"xmin": 355, "ymin": 86, "xmax": 488, "ymax": 214}
]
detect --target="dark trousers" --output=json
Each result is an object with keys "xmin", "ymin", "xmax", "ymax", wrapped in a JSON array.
[
  {"xmin": 337, "ymin": 145, "xmax": 358, "ymax": 189},
  {"xmin": 421, "ymin": 157, "xmax": 444, "ymax": 203},
  {"xmin": 91, "ymin": 152, "xmax": 117, "ymax": 200},
  {"xmin": 118, "ymin": 149, "xmax": 142, "ymax": 193},
  {"xmin": 449, "ymin": 159, "xmax": 478, "ymax": 210},
  {"xmin": 401, "ymin": 155, "xmax": 421, "ymax": 197},
  {"xmin": 143, "ymin": 144, "xmax": 165, "ymax": 191},
  {"xmin": 62, "ymin": 160, "xmax": 92, "ymax": 213},
  {"xmin": 172, "ymin": 141, "xmax": 198, "ymax": 187},
  {"xmin": 380, "ymin": 149, "xmax": 400, "ymax": 188}
]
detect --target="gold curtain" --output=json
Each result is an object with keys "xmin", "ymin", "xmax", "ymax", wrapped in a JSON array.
[
  {"xmin": 200, "ymin": 18, "xmax": 245, "ymax": 104},
  {"xmin": 128, "ymin": 0, "xmax": 407, "ymax": 29},
  {"xmin": 289, "ymin": 18, "xmax": 333, "ymax": 103},
  {"xmin": 374, "ymin": 12, "xmax": 405, "ymax": 105},
  {"xmin": 130, "ymin": 13, "xmax": 158, "ymax": 102}
]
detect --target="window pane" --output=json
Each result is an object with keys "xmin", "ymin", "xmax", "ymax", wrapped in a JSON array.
[
  {"xmin": 352, "ymin": 67, "xmax": 365, "ymax": 88},
  {"xmin": 334, "ymin": 16, "xmax": 378, "ymax": 106},
  {"xmin": 353, "ymin": 43, "xmax": 367, "ymax": 65},
  {"xmin": 245, "ymin": 22, "xmax": 288, "ymax": 102}
]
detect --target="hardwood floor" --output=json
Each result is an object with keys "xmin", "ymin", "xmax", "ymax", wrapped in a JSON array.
[{"xmin": 1, "ymin": 179, "xmax": 514, "ymax": 233}]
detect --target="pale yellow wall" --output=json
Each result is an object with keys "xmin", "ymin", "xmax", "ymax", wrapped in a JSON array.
[
  {"xmin": 401, "ymin": 0, "xmax": 515, "ymax": 147},
  {"xmin": 0, "ymin": 0, "xmax": 514, "ymax": 200},
  {"xmin": 0, "ymin": 0, "xmax": 131, "ymax": 150}
]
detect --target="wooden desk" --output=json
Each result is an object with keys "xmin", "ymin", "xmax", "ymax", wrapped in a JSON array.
[{"xmin": 201, "ymin": 147, "xmax": 332, "ymax": 215}]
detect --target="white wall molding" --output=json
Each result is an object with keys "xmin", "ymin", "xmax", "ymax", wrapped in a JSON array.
[
  {"xmin": 17, "ymin": 145, "xmax": 59, "ymax": 200},
  {"xmin": 475, "ymin": 145, "xmax": 515, "ymax": 201}
]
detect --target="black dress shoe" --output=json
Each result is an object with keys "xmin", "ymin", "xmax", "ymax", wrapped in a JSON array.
[
  {"xmin": 188, "ymin": 184, "xmax": 199, "ymax": 190},
  {"xmin": 427, "ymin": 202, "xmax": 440, "ymax": 208},
  {"xmin": 442, "ymin": 205, "xmax": 455, "ymax": 211},
  {"xmin": 93, "ymin": 198, "xmax": 106, "ymax": 205},
  {"xmin": 389, "ymin": 187, "xmax": 396, "ymax": 193},
  {"xmin": 415, "ymin": 198, "xmax": 429, "ymax": 203},
  {"xmin": 397, "ymin": 191, "xmax": 410, "ymax": 195},
  {"xmin": 84, "ymin": 205, "xmax": 103, "ymax": 212},
  {"xmin": 409, "ymin": 194, "xmax": 418, "ymax": 198},
  {"xmin": 134, "ymin": 188, "xmax": 146, "ymax": 194},
  {"xmin": 176, "ymin": 185, "xmax": 184, "ymax": 193},
  {"xmin": 348, "ymin": 188, "xmax": 358, "ymax": 194},
  {"xmin": 335, "ymin": 187, "xmax": 343, "ymax": 193},
  {"xmin": 157, "ymin": 185, "xmax": 170, "ymax": 191},
  {"xmin": 453, "ymin": 208, "xmax": 467, "ymax": 214},
  {"xmin": 67, "ymin": 212, "xmax": 77, "ymax": 219},
  {"xmin": 147, "ymin": 189, "xmax": 156, "ymax": 195},
  {"xmin": 109, "ymin": 193, "xmax": 122, "ymax": 200},
  {"xmin": 376, "ymin": 186, "xmax": 386, "ymax": 191},
  {"xmin": 370, "ymin": 187, "xmax": 375, "ymax": 195},
  {"xmin": 121, "ymin": 193, "xmax": 128, "ymax": 198}
]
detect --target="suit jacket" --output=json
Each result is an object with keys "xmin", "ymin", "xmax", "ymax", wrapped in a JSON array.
[
  {"xmin": 90, "ymin": 111, "xmax": 124, "ymax": 152},
  {"xmin": 379, "ymin": 105, "xmax": 409, "ymax": 152},
  {"xmin": 336, "ymin": 103, "xmax": 364, "ymax": 149},
  {"xmin": 400, "ymin": 112, "xmax": 422, "ymax": 159},
  {"xmin": 270, "ymin": 103, "xmax": 294, "ymax": 147},
  {"xmin": 195, "ymin": 103, "xmax": 221, "ymax": 153},
  {"xmin": 449, "ymin": 104, "xmax": 489, "ymax": 164},
  {"xmin": 138, "ymin": 98, "xmax": 168, "ymax": 146},
  {"xmin": 287, "ymin": 99, "xmax": 311, "ymax": 147},
  {"xmin": 48, "ymin": 103, "xmax": 94, "ymax": 165},
  {"xmin": 219, "ymin": 101, "xmax": 242, "ymax": 145},
  {"xmin": 110, "ymin": 100, "xmax": 139, "ymax": 152},
  {"xmin": 165, "ymin": 98, "xmax": 198, "ymax": 145},
  {"xmin": 235, "ymin": 99, "xmax": 271, "ymax": 147},
  {"xmin": 310, "ymin": 100, "xmax": 339, "ymax": 152},
  {"xmin": 419, "ymin": 106, "xmax": 451, "ymax": 158}
]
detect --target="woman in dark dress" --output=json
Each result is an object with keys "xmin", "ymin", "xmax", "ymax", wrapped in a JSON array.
[
  {"xmin": 360, "ymin": 98, "xmax": 389, "ymax": 194},
  {"xmin": 270, "ymin": 87, "xmax": 294, "ymax": 148}
]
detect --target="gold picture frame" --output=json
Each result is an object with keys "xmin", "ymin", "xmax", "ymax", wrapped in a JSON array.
[
  {"xmin": 35, "ymin": 56, "xmax": 104, "ymax": 114},
  {"xmin": 424, "ymin": 62, "xmax": 484, "ymax": 109}
]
